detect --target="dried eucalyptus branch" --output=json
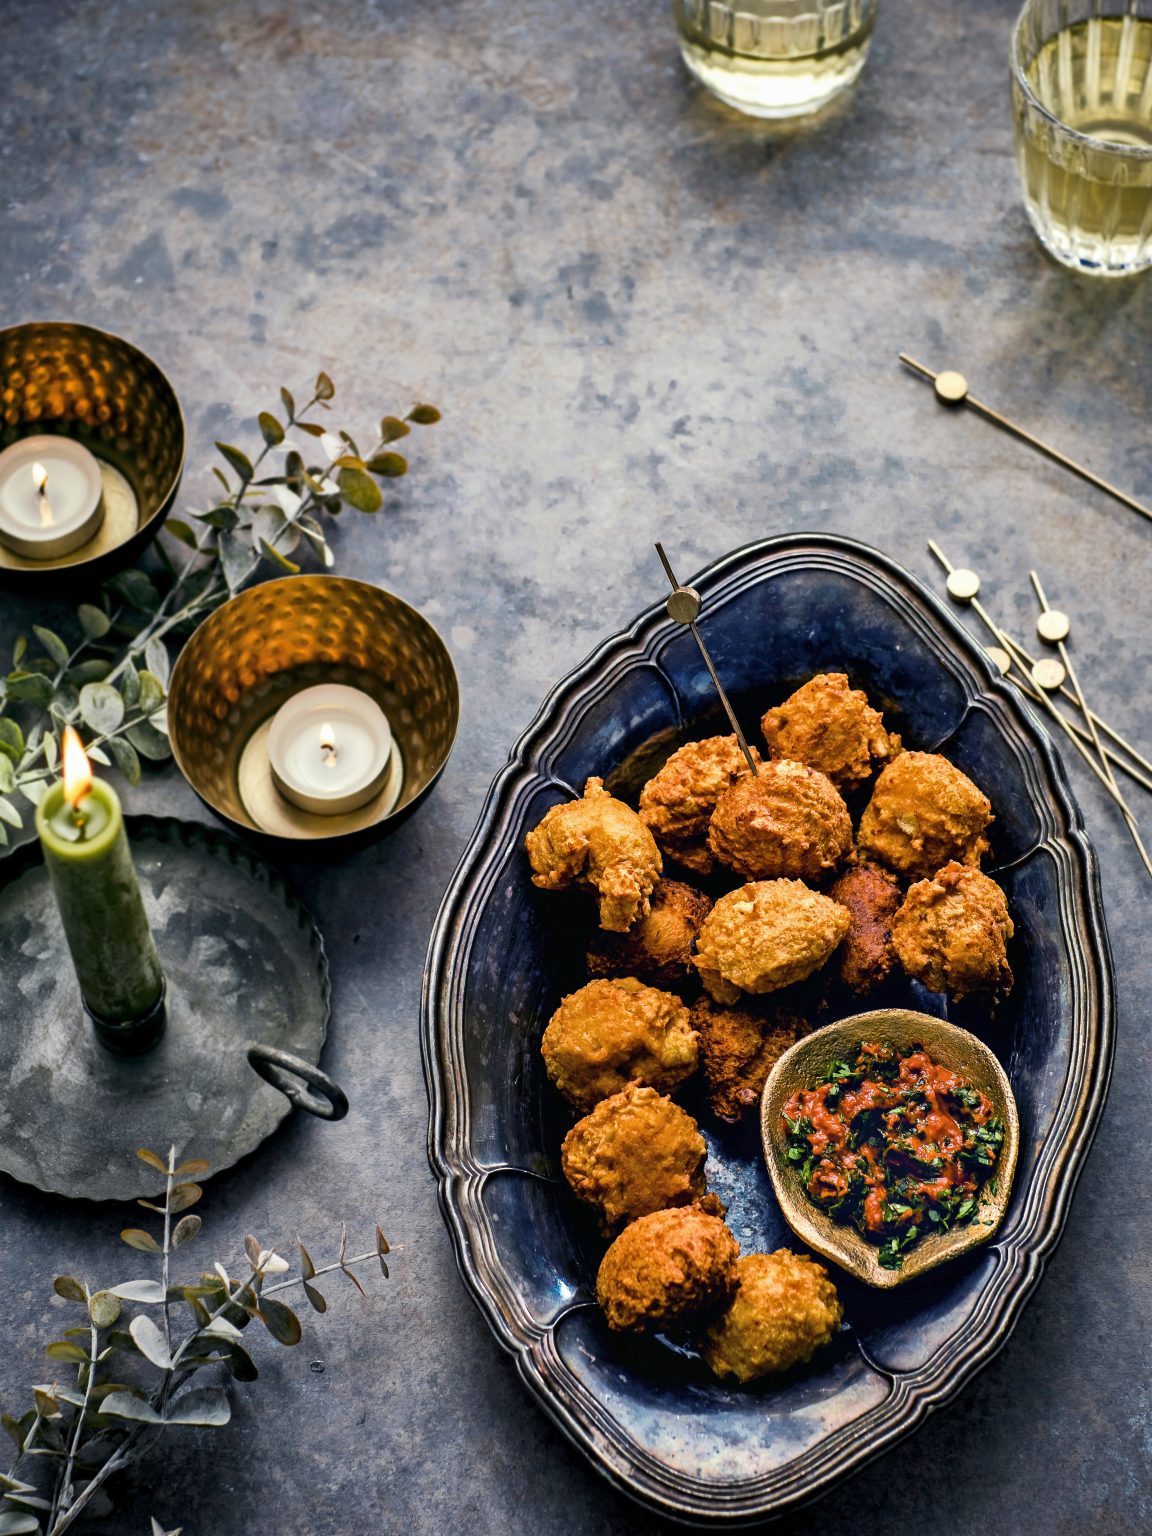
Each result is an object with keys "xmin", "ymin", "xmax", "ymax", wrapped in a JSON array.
[
  {"xmin": 0, "ymin": 373, "xmax": 439, "ymax": 838},
  {"xmin": 0, "ymin": 1146, "xmax": 390, "ymax": 1535}
]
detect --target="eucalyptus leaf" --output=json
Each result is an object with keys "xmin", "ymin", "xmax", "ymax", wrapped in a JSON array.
[
  {"xmin": 0, "ymin": 797, "xmax": 23, "ymax": 829},
  {"xmin": 135, "ymin": 1146, "xmax": 169, "ymax": 1174},
  {"xmin": 0, "ymin": 757, "xmax": 14, "ymax": 795},
  {"xmin": 163, "ymin": 1386, "xmax": 230, "ymax": 1427},
  {"xmin": 52, "ymin": 1276, "xmax": 87, "ymax": 1303},
  {"xmin": 303, "ymin": 1282, "xmax": 327, "ymax": 1314},
  {"xmin": 219, "ymin": 530, "xmax": 259, "ymax": 593},
  {"xmin": 106, "ymin": 736, "xmax": 142, "ymax": 785},
  {"xmin": 215, "ymin": 442, "xmax": 254, "ymax": 482},
  {"xmin": 406, "ymin": 403, "xmax": 441, "ymax": 424},
  {"xmin": 280, "ymin": 385, "xmax": 296, "ymax": 418},
  {"xmin": 33, "ymin": 626, "xmax": 70, "ymax": 669},
  {"xmin": 257, "ymin": 1298, "xmax": 302, "ymax": 1346},
  {"xmin": 366, "ymin": 451, "xmax": 408, "ymax": 478},
  {"xmin": 69, "ymin": 658, "xmax": 111, "ymax": 686},
  {"xmin": 108, "ymin": 1280, "xmax": 166, "ymax": 1304},
  {"xmin": 5, "ymin": 672, "xmax": 53, "ymax": 708},
  {"xmin": 378, "ymin": 415, "xmax": 411, "ymax": 442},
  {"xmin": 129, "ymin": 1314, "xmax": 173, "ymax": 1370},
  {"xmin": 87, "ymin": 1291, "xmax": 122, "ymax": 1329},
  {"xmin": 191, "ymin": 504, "xmax": 239, "ymax": 530},
  {"xmin": 0, "ymin": 1510, "xmax": 42, "ymax": 1533},
  {"xmin": 163, "ymin": 517, "xmax": 199, "ymax": 549},
  {"xmin": 175, "ymin": 1157, "xmax": 211, "ymax": 1177},
  {"xmin": 172, "ymin": 1214, "xmax": 201, "ymax": 1249},
  {"xmin": 99, "ymin": 1390, "xmax": 162, "ymax": 1425},
  {"xmin": 42, "ymin": 732, "xmax": 57, "ymax": 773},
  {"xmin": 119, "ymin": 665, "xmax": 141, "ymax": 710},
  {"xmin": 168, "ymin": 1182, "xmax": 203, "ymax": 1213},
  {"xmin": 258, "ymin": 539, "xmax": 300, "ymax": 574},
  {"xmin": 126, "ymin": 720, "xmax": 173, "ymax": 762},
  {"xmin": 77, "ymin": 603, "xmax": 111, "ymax": 639},
  {"xmin": 11, "ymin": 636, "xmax": 26, "ymax": 667},
  {"xmin": 315, "ymin": 371, "xmax": 335, "ymax": 401},
  {"xmin": 120, "ymin": 1227, "xmax": 161, "ymax": 1253},
  {"xmin": 87, "ymin": 744, "xmax": 111, "ymax": 767},
  {"xmin": 51, "ymin": 682, "xmax": 79, "ymax": 720},
  {"xmin": 0, "ymin": 718, "xmax": 23, "ymax": 758},
  {"xmin": 144, "ymin": 638, "xmax": 171, "ymax": 685},
  {"xmin": 258, "ymin": 411, "xmax": 284, "ymax": 446},
  {"xmin": 108, "ymin": 569, "xmax": 161, "ymax": 611},
  {"xmin": 44, "ymin": 1342, "xmax": 88, "ymax": 1364},
  {"xmin": 138, "ymin": 670, "xmax": 166, "ymax": 714},
  {"xmin": 79, "ymin": 682, "xmax": 125, "ymax": 735},
  {"xmin": 221, "ymin": 1341, "xmax": 258, "ymax": 1382},
  {"xmin": 338, "ymin": 466, "xmax": 384, "ymax": 512}
]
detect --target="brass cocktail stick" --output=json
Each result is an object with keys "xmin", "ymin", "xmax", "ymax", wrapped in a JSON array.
[
  {"xmin": 927, "ymin": 543, "xmax": 1150, "ymax": 813},
  {"xmin": 654, "ymin": 542, "xmax": 759, "ymax": 776},
  {"xmin": 901, "ymin": 355, "xmax": 1152, "ymax": 527},
  {"xmin": 1029, "ymin": 571, "xmax": 1152, "ymax": 880},
  {"xmin": 927, "ymin": 541, "xmax": 1152, "ymax": 795}
]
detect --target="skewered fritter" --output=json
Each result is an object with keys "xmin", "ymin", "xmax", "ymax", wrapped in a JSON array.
[
  {"xmin": 638, "ymin": 735, "xmax": 761, "ymax": 876},
  {"xmin": 760, "ymin": 672, "xmax": 901, "ymax": 793},
  {"xmin": 540, "ymin": 978, "xmax": 699, "ymax": 1111},
  {"xmin": 526, "ymin": 777, "xmax": 662, "ymax": 932},
  {"xmin": 707, "ymin": 759, "xmax": 852, "ymax": 882}
]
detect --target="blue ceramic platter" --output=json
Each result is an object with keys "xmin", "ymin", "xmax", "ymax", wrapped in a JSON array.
[{"xmin": 422, "ymin": 535, "xmax": 1113, "ymax": 1525}]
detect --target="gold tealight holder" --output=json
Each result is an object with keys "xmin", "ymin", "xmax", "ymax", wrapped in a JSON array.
[
  {"xmin": 0, "ymin": 321, "xmax": 186, "ymax": 588},
  {"xmin": 167, "ymin": 575, "xmax": 459, "ymax": 846}
]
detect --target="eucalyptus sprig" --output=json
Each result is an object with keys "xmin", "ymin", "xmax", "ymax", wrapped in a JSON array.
[
  {"xmin": 0, "ymin": 1146, "xmax": 390, "ymax": 1535},
  {"xmin": 0, "ymin": 373, "xmax": 439, "ymax": 836}
]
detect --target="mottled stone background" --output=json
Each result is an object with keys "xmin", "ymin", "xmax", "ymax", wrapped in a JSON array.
[{"xmin": 1, "ymin": 0, "xmax": 1150, "ymax": 1531}]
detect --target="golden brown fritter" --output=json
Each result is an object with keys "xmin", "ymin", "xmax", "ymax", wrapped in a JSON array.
[
  {"xmin": 561, "ymin": 1084, "xmax": 706, "ymax": 1231},
  {"xmin": 692, "ymin": 997, "xmax": 811, "ymax": 1125},
  {"xmin": 638, "ymin": 735, "xmax": 761, "ymax": 876},
  {"xmin": 700, "ymin": 1251, "xmax": 843, "ymax": 1383},
  {"xmin": 856, "ymin": 751, "xmax": 993, "ymax": 880},
  {"xmin": 526, "ymin": 777, "xmax": 662, "ymax": 933},
  {"xmin": 827, "ymin": 862, "xmax": 903, "ymax": 994},
  {"xmin": 596, "ymin": 1205, "xmax": 740, "ymax": 1334},
  {"xmin": 586, "ymin": 879, "xmax": 712, "ymax": 991},
  {"xmin": 761, "ymin": 673, "xmax": 901, "ymax": 793},
  {"xmin": 693, "ymin": 880, "xmax": 850, "ymax": 1005},
  {"xmin": 540, "ymin": 978, "xmax": 699, "ymax": 1111},
  {"xmin": 708, "ymin": 760, "xmax": 852, "ymax": 882},
  {"xmin": 891, "ymin": 860, "xmax": 1014, "ymax": 998}
]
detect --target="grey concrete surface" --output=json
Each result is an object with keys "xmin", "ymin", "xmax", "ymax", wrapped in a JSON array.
[{"xmin": 1, "ymin": 0, "xmax": 1150, "ymax": 1531}]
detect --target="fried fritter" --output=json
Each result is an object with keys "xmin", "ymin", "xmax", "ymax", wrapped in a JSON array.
[
  {"xmin": 761, "ymin": 673, "xmax": 901, "ymax": 793},
  {"xmin": 586, "ymin": 878, "xmax": 712, "ymax": 991},
  {"xmin": 891, "ymin": 860, "xmax": 1014, "ymax": 998},
  {"xmin": 827, "ymin": 862, "xmax": 902, "ymax": 994},
  {"xmin": 693, "ymin": 880, "xmax": 850, "ymax": 1005},
  {"xmin": 692, "ymin": 997, "xmax": 811, "ymax": 1124},
  {"xmin": 526, "ymin": 777, "xmax": 662, "ymax": 933},
  {"xmin": 708, "ymin": 760, "xmax": 852, "ymax": 882},
  {"xmin": 540, "ymin": 977, "xmax": 699, "ymax": 1111},
  {"xmin": 700, "ymin": 1251, "xmax": 843, "ymax": 1384},
  {"xmin": 856, "ymin": 751, "xmax": 993, "ymax": 880},
  {"xmin": 561, "ymin": 1084, "xmax": 706, "ymax": 1231},
  {"xmin": 638, "ymin": 735, "xmax": 761, "ymax": 876},
  {"xmin": 596, "ymin": 1205, "xmax": 740, "ymax": 1334}
]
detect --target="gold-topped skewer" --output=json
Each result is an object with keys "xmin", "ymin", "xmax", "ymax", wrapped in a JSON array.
[
  {"xmin": 1028, "ymin": 570, "xmax": 1152, "ymax": 880},
  {"xmin": 901, "ymin": 355, "xmax": 1152, "ymax": 528},
  {"xmin": 654, "ymin": 542, "xmax": 759, "ymax": 776},
  {"xmin": 927, "ymin": 541, "xmax": 1152, "ymax": 796}
]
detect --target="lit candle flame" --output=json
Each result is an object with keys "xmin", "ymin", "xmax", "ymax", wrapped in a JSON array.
[
  {"xmin": 62, "ymin": 726, "xmax": 93, "ymax": 810},
  {"xmin": 319, "ymin": 721, "xmax": 338, "ymax": 769},
  {"xmin": 31, "ymin": 462, "xmax": 54, "ymax": 528}
]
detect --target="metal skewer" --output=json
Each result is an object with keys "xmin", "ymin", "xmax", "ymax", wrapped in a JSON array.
[
  {"xmin": 1029, "ymin": 570, "xmax": 1152, "ymax": 880},
  {"xmin": 927, "ymin": 541, "xmax": 1152, "ymax": 795},
  {"xmin": 902, "ymin": 355, "xmax": 1152, "ymax": 526},
  {"xmin": 654, "ymin": 542, "xmax": 759, "ymax": 776}
]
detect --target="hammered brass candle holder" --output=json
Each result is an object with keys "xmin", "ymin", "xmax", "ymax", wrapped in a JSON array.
[
  {"xmin": 0, "ymin": 320, "xmax": 186, "ymax": 587},
  {"xmin": 167, "ymin": 575, "xmax": 459, "ymax": 846}
]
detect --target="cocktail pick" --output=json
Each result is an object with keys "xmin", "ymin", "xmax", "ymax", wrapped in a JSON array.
[
  {"xmin": 927, "ymin": 541, "xmax": 1152, "ymax": 796},
  {"xmin": 1028, "ymin": 570, "xmax": 1152, "ymax": 879},
  {"xmin": 927, "ymin": 541, "xmax": 1152, "ymax": 818},
  {"xmin": 654, "ymin": 542, "xmax": 759, "ymax": 776},
  {"xmin": 901, "ymin": 355, "xmax": 1152, "ymax": 528}
]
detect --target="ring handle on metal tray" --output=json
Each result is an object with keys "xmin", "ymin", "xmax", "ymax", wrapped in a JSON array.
[{"xmin": 246, "ymin": 1044, "xmax": 349, "ymax": 1121}]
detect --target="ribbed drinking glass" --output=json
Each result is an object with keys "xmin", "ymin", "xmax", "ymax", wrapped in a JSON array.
[{"xmin": 1012, "ymin": 0, "xmax": 1152, "ymax": 275}]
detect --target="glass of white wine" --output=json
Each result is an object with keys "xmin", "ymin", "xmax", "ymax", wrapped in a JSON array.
[
  {"xmin": 1012, "ymin": 0, "xmax": 1152, "ymax": 275},
  {"xmin": 671, "ymin": 0, "xmax": 879, "ymax": 119}
]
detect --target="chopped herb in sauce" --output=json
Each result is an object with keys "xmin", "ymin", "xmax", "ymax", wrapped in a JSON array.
[{"xmin": 781, "ymin": 1042, "xmax": 1004, "ymax": 1270}]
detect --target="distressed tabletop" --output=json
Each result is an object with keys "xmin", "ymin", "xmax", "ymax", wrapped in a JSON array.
[{"xmin": 1, "ymin": 1, "xmax": 1149, "ymax": 1532}]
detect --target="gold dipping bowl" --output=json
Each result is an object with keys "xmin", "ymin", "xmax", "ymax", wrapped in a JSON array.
[
  {"xmin": 0, "ymin": 320, "xmax": 185, "ymax": 587},
  {"xmin": 761, "ymin": 1009, "xmax": 1019, "ymax": 1290},
  {"xmin": 167, "ymin": 575, "xmax": 459, "ymax": 846}
]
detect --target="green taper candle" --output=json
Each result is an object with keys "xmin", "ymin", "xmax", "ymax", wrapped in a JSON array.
[{"xmin": 35, "ymin": 727, "xmax": 165, "ymax": 1052}]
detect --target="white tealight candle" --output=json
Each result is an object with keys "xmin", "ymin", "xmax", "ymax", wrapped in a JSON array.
[
  {"xmin": 0, "ymin": 435, "xmax": 106, "ymax": 560},
  {"xmin": 268, "ymin": 684, "xmax": 394, "ymax": 816}
]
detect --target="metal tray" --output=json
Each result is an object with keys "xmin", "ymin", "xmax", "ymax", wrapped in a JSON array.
[{"xmin": 422, "ymin": 534, "xmax": 1113, "ymax": 1525}]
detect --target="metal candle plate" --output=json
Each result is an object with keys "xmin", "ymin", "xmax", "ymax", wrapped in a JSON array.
[{"xmin": 0, "ymin": 816, "xmax": 337, "ymax": 1202}]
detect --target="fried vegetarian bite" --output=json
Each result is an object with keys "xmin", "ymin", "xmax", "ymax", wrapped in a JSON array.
[
  {"xmin": 540, "ymin": 978, "xmax": 699, "ymax": 1111},
  {"xmin": 761, "ymin": 673, "xmax": 901, "ymax": 793},
  {"xmin": 586, "ymin": 879, "xmax": 712, "ymax": 991},
  {"xmin": 708, "ymin": 760, "xmax": 852, "ymax": 883},
  {"xmin": 596, "ymin": 1205, "xmax": 739, "ymax": 1334},
  {"xmin": 891, "ymin": 860, "xmax": 1014, "ymax": 999},
  {"xmin": 827, "ymin": 862, "xmax": 903, "ymax": 994},
  {"xmin": 856, "ymin": 751, "xmax": 993, "ymax": 880},
  {"xmin": 526, "ymin": 777, "xmax": 662, "ymax": 933},
  {"xmin": 561, "ymin": 1084, "xmax": 706, "ymax": 1231},
  {"xmin": 692, "ymin": 997, "xmax": 811, "ymax": 1125},
  {"xmin": 638, "ymin": 735, "xmax": 761, "ymax": 876},
  {"xmin": 700, "ymin": 1251, "xmax": 843, "ymax": 1384},
  {"xmin": 693, "ymin": 880, "xmax": 850, "ymax": 1005}
]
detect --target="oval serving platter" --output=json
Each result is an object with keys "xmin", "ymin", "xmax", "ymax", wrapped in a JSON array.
[{"xmin": 422, "ymin": 534, "xmax": 1113, "ymax": 1525}]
